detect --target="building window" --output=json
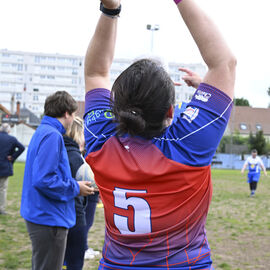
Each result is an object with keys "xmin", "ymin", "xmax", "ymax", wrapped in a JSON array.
[
  {"xmin": 33, "ymin": 95, "xmax": 39, "ymax": 101},
  {"xmin": 48, "ymin": 56, "xmax": 56, "ymax": 61},
  {"xmin": 35, "ymin": 56, "xmax": 41, "ymax": 63},
  {"xmin": 16, "ymin": 93, "xmax": 22, "ymax": 100},
  {"xmin": 17, "ymin": 64, "xmax": 23, "ymax": 71},
  {"xmin": 2, "ymin": 53, "xmax": 10, "ymax": 57},
  {"xmin": 256, "ymin": 124, "xmax": 262, "ymax": 130},
  {"xmin": 72, "ymin": 69, "xmax": 78, "ymax": 75},
  {"xmin": 240, "ymin": 123, "xmax": 247, "ymax": 130},
  {"xmin": 33, "ymin": 88, "xmax": 39, "ymax": 92}
]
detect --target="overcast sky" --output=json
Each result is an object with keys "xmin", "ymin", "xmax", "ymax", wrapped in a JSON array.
[{"xmin": 1, "ymin": 0, "xmax": 270, "ymax": 107}]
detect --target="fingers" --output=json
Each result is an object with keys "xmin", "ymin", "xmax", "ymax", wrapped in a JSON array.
[
  {"xmin": 174, "ymin": 82, "xmax": 182, "ymax": 86},
  {"xmin": 178, "ymin": 67, "xmax": 194, "ymax": 75},
  {"xmin": 79, "ymin": 181, "xmax": 95, "ymax": 196},
  {"xmin": 182, "ymin": 75, "xmax": 193, "ymax": 81}
]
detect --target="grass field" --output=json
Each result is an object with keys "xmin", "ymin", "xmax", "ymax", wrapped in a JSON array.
[{"xmin": 0, "ymin": 163, "xmax": 269, "ymax": 270}]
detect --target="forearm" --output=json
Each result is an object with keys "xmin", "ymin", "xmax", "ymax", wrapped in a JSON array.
[
  {"xmin": 176, "ymin": 0, "xmax": 236, "ymax": 97},
  {"xmin": 177, "ymin": 0, "xmax": 234, "ymax": 69},
  {"xmin": 84, "ymin": 14, "xmax": 118, "ymax": 90}
]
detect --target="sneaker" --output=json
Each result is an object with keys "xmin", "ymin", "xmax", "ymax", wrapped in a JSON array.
[
  {"xmin": 84, "ymin": 248, "xmax": 100, "ymax": 260},
  {"xmin": 250, "ymin": 192, "xmax": 255, "ymax": 197}
]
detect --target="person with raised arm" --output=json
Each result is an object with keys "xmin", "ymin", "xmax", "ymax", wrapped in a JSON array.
[{"xmin": 83, "ymin": 0, "xmax": 236, "ymax": 269}]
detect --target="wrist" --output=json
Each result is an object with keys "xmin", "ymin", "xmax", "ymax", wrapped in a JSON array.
[{"xmin": 100, "ymin": 2, "xmax": 121, "ymax": 18}]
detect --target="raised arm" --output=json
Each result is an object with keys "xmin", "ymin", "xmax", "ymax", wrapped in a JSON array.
[
  {"xmin": 175, "ymin": 0, "xmax": 236, "ymax": 99},
  {"xmin": 84, "ymin": 0, "xmax": 121, "ymax": 93}
]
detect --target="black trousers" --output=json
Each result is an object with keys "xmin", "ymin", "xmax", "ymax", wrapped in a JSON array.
[
  {"xmin": 249, "ymin": 181, "xmax": 258, "ymax": 191},
  {"xmin": 26, "ymin": 220, "xmax": 68, "ymax": 270}
]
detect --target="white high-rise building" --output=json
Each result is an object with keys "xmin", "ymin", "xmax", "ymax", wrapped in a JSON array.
[{"xmin": 0, "ymin": 49, "xmax": 206, "ymax": 117}]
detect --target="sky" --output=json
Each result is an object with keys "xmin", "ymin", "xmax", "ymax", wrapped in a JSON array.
[{"xmin": 1, "ymin": 0, "xmax": 270, "ymax": 108}]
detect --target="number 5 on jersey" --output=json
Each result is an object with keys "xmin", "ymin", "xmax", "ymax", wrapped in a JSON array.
[{"xmin": 113, "ymin": 188, "xmax": 152, "ymax": 235}]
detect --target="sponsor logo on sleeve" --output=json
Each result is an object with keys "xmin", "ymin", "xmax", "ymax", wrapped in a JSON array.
[
  {"xmin": 182, "ymin": 107, "xmax": 199, "ymax": 123},
  {"xmin": 86, "ymin": 109, "xmax": 114, "ymax": 124},
  {"xmin": 195, "ymin": 90, "xmax": 212, "ymax": 102}
]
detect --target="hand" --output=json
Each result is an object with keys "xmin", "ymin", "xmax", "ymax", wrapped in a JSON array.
[
  {"xmin": 174, "ymin": 82, "xmax": 182, "ymax": 87},
  {"xmin": 7, "ymin": 156, "xmax": 13, "ymax": 162},
  {"xmin": 78, "ymin": 181, "xmax": 95, "ymax": 196},
  {"xmin": 179, "ymin": 67, "xmax": 202, "ymax": 89},
  {"xmin": 101, "ymin": 0, "xmax": 121, "ymax": 9},
  {"xmin": 241, "ymin": 170, "xmax": 244, "ymax": 174},
  {"xmin": 264, "ymin": 171, "xmax": 268, "ymax": 177}
]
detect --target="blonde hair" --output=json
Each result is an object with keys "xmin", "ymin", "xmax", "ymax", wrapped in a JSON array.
[{"xmin": 65, "ymin": 116, "xmax": 84, "ymax": 147}]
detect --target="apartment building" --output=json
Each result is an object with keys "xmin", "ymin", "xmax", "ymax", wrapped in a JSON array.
[{"xmin": 0, "ymin": 49, "xmax": 206, "ymax": 118}]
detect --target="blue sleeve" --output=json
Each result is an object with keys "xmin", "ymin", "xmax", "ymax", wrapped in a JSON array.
[
  {"xmin": 153, "ymin": 83, "xmax": 233, "ymax": 167},
  {"xmin": 33, "ymin": 132, "xmax": 80, "ymax": 201},
  {"xmin": 173, "ymin": 102, "xmax": 187, "ymax": 123},
  {"xmin": 84, "ymin": 88, "xmax": 117, "ymax": 156}
]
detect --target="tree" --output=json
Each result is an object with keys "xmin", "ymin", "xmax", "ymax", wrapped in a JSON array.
[
  {"xmin": 248, "ymin": 130, "xmax": 266, "ymax": 155},
  {"xmin": 217, "ymin": 132, "xmax": 249, "ymax": 153},
  {"xmin": 267, "ymin": 86, "xmax": 270, "ymax": 97},
  {"xmin": 234, "ymin": 98, "xmax": 250, "ymax": 106}
]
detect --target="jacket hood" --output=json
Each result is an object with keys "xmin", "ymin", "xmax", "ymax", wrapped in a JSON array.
[{"xmin": 63, "ymin": 136, "xmax": 81, "ymax": 153}]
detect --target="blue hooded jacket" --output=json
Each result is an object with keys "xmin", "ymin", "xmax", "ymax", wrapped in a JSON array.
[{"xmin": 20, "ymin": 116, "xmax": 80, "ymax": 228}]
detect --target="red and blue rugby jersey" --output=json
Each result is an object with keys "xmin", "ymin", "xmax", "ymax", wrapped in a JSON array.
[{"xmin": 84, "ymin": 83, "xmax": 232, "ymax": 270}]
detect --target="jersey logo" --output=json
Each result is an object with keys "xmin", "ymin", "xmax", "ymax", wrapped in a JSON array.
[
  {"xmin": 195, "ymin": 90, "xmax": 212, "ymax": 102},
  {"xmin": 182, "ymin": 107, "xmax": 199, "ymax": 123}
]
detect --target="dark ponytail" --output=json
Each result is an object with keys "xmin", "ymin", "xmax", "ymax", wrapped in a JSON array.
[{"xmin": 111, "ymin": 59, "xmax": 175, "ymax": 139}]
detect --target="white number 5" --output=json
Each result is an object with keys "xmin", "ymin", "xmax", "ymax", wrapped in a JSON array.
[{"xmin": 113, "ymin": 188, "xmax": 151, "ymax": 235}]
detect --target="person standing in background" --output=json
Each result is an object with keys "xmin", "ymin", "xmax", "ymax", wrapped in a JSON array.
[
  {"xmin": 20, "ymin": 91, "xmax": 94, "ymax": 270},
  {"xmin": 83, "ymin": 193, "xmax": 100, "ymax": 260},
  {"xmin": 241, "ymin": 149, "xmax": 267, "ymax": 197},
  {"xmin": 0, "ymin": 123, "xmax": 25, "ymax": 215},
  {"xmin": 63, "ymin": 116, "xmax": 98, "ymax": 269}
]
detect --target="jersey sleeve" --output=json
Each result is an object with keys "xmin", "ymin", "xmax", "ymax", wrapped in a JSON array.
[
  {"xmin": 84, "ymin": 88, "xmax": 117, "ymax": 155},
  {"xmin": 172, "ymin": 102, "xmax": 187, "ymax": 123},
  {"xmin": 154, "ymin": 83, "xmax": 233, "ymax": 167}
]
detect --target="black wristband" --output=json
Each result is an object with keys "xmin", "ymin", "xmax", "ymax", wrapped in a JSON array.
[{"xmin": 100, "ymin": 2, "xmax": 121, "ymax": 17}]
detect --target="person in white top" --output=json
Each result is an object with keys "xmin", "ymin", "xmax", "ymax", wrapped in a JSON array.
[{"xmin": 241, "ymin": 149, "xmax": 267, "ymax": 197}]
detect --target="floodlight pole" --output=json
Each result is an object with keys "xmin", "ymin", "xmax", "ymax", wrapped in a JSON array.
[{"xmin": 146, "ymin": 24, "xmax": 160, "ymax": 53}]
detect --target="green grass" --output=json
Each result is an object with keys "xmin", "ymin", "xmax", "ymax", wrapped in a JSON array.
[{"xmin": 0, "ymin": 164, "xmax": 269, "ymax": 269}]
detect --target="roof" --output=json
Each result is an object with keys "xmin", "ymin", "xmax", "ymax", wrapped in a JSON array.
[
  {"xmin": 20, "ymin": 108, "xmax": 41, "ymax": 126},
  {"xmin": 227, "ymin": 106, "xmax": 270, "ymax": 136}
]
